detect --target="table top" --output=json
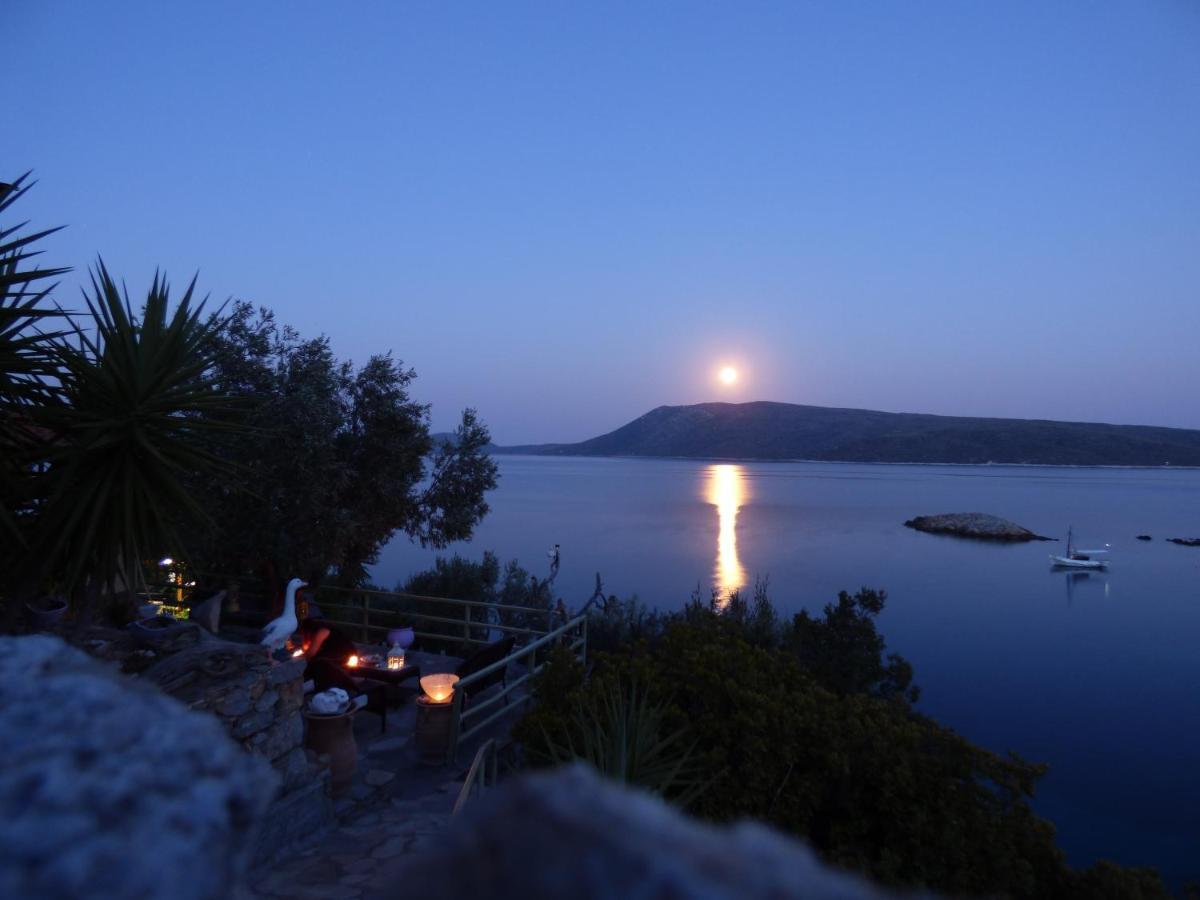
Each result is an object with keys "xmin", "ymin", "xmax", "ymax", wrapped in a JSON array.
[{"xmin": 344, "ymin": 660, "xmax": 421, "ymax": 684}]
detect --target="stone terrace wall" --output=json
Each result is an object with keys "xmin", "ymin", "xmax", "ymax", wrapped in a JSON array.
[
  {"xmin": 142, "ymin": 641, "xmax": 332, "ymax": 860},
  {"xmin": 143, "ymin": 643, "xmax": 310, "ymax": 785}
]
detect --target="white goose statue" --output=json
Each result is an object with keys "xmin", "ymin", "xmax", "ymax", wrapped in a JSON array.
[{"xmin": 259, "ymin": 578, "xmax": 306, "ymax": 652}]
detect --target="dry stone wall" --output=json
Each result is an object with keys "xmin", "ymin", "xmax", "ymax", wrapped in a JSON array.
[{"xmin": 141, "ymin": 641, "xmax": 332, "ymax": 860}]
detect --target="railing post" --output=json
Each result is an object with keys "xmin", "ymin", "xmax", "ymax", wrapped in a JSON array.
[
  {"xmin": 464, "ymin": 603, "xmax": 471, "ymax": 646},
  {"xmin": 361, "ymin": 593, "xmax": 370, "ymax": 644},
  {"xmin": 449, "ymin": 688, "xmax": 463, "ymax": 764}
]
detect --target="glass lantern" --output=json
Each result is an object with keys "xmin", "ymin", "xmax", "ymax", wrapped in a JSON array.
[{"xmin": 387, "ymin": 644, "xmax": 407, "ymax": 671}]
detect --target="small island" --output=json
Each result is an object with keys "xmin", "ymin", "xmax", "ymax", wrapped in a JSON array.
[
  {"xmin": 904, "ymin": 513, "xmax": 1053, "ymax": 542},
  {"xmin": 1168, "ymin": 537, "xmax": 1200, "ymax": 547}
]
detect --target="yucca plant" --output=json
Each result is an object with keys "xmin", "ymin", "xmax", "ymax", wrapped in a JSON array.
[
  {"xmin": 0, "ymin": 173, "xmax": 71, "ymax": 552},
  {"xmin": 31, "ymin": 261, "xmax": 237, "ymax": 610},
  {"xmin": 538, "ymin": 676, "xmax": 710, "ymax": 808}
]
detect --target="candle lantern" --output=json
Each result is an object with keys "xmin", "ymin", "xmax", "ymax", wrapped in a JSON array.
[
  {"xmin": 419, "ymin": 673, "xmax": 459, "ymax": 704},
  {"xmin": 387, "ymin": 645, "xmax": 407, "ymax": 670}
]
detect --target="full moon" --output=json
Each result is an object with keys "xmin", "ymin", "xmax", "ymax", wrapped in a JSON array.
[{"xmin": 718, "ymin": 366, "xmax": 738, "ymax": 385}]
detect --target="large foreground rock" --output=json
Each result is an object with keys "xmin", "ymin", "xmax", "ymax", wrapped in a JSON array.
[
  {"xmin": 0, "ymin": 635, "xmax": 276, "ymax": 900},
  {"xmin": 375, "ymin": 765, "xmax": 899, "ymax": 899},
  {"xmin": 904, "ymin": 512, "xmax": 1052, "ymax": 541}
]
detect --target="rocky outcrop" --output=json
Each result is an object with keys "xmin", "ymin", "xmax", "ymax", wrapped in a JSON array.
[
  {"xmin": 904, "ymin": 512, "xmax": 1052, "ymax": 541},
  {"xmin": 0, "ymin": 635, "xmax": 276, "ymax": 900},
  {"xmin": 1168, "ymin": 537, "xmax": 1200, "ymax": 547},
  {"xmin": 377, "ymin": 764, "xmax": 898, "ymax": 899}
]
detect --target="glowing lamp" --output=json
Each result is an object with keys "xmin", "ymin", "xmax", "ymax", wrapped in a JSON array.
[
  {"xmin": 292, "ymin": 648, "xmax": 304, "ymax": 658},
  {"xmin": 159, "ymin": 557, "xmax": 174, "ymax": 567},
  {"xmin": 387, "ymin": 646, "xmax": 407, "ymax": 670},
  {"xmin": 420, "ymin": 673, "xmax": 459, "ymax": 704},
  {"xmin": 347, "ymin": 654, "xmax": 360, "ymax": 668}
]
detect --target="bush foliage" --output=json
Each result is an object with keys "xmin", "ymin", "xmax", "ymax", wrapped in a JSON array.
[
  {"xmin": 517, "ymin": 587, "xmax": 1169, "ymax": 898},
  {"xmin": 382, "ymin": 552, "xmax": 552, "ymax": 653}
]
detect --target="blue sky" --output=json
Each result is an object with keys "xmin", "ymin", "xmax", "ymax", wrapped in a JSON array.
[{"xmin": 10, "ymin": 1, "xmax": 1200, "ymax": 441}]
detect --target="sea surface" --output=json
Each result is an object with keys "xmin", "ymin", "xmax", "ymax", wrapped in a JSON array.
[{"xmin": 374, "ymin": 455, "xmax": 1200, "ymax": 885}]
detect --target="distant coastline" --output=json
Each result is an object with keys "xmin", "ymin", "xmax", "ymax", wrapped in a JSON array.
[
  {"xmin": 485, "ymin": 401, "xmax": 1200, "ymax": 468},
  {"xmin": 490, "ymin": 450, "xmax": 1200, "ymax": 471}
]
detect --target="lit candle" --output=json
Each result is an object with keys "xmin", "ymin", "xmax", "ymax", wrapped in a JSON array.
[
  {"xmin": 420, "ymin": 673, "xmax": 460, "ymax": 704},
  {"xmin": 347, "ymin": 654, "xmax": 359, "ymax": 668}
]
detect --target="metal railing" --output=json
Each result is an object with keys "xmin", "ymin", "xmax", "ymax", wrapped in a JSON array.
[
  {"xmin": 452, "ymin": 739, "xmax": 499, "ymax": 817},
  {"xmin": 450, "ymin": 613, "xmax": 587, "ymax": 756},
  {"xmin": 314, "ymin": 585, "xmax": 588, "ymax": 761},
  {"xmin": 315, "ymin": 584, "xmax": 558, "ymax": 648}
]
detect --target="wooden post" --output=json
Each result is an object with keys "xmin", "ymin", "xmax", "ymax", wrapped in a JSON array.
[
  {"xmin": 464, "ymin": 602, "xmax": 471, "ymax": 645},
  {"xmin": 361, "ymin": 593, "xmax": 370, "ymax": 644}
]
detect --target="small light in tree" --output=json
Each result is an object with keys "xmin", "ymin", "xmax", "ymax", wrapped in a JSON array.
[{"xmin": 159, "ymin": 557, "xmax": 174, "ymax": 567}]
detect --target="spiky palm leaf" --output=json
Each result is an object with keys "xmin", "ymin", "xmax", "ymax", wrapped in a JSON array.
[
  {"xmin": 32, "ymin": 261, "xmax": 235, "ymax": 598},
  {"xmin": 0, "ymin": 173, "xmax": 71, "ymax": 550},
  {"xmin": 540, "ymin": 677, "xmax": 710, "ymax": 808}
]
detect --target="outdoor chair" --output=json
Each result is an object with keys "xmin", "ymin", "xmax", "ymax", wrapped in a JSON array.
[{"xmin": 455, "ymin": 636, "xmax": 516, "ymax": 704}]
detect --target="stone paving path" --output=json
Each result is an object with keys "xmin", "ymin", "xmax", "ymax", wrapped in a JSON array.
[
  {"xmin": 242, "ymin": 779, "xmax": 458, "ymax": 900},
  {"xmin": 240, "ymin": 652, "xmax": 533, "ymax": 899}
]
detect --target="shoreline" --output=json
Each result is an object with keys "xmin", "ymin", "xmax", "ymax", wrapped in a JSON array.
[{"xmin": 490, "ymin": 451, "xmax": 1200, "ymax": 471}]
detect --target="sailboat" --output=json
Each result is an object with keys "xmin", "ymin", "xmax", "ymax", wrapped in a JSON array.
[{"xmin": 1050, "ymin": 527, "xmax": 1110, "ymax": 569}]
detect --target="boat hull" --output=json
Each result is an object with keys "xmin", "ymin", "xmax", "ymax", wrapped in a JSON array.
[{"xmin": 1050, "ymin": 555, "xmax": 1108, "ymax": 569}]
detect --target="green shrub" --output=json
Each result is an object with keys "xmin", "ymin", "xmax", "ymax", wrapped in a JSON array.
[
  {"xmin": 534, "ymin": 674, "xmax": 708, "ymax": 807},
  {"xmin": 583, "ymin": 593, "xmax": 672, "ymax": 654},
  {"xmin": 399, "ymin": 552, "xmax": 550, "ymax": 653},
  {"xmin": 517, "ymin": 592, "xmax": 1169, "ymax": 898}
]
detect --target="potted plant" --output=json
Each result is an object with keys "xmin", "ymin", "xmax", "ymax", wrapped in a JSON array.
[{"xmin": 25, "ymin": 595, "xmax": 68, "ymax": 628}]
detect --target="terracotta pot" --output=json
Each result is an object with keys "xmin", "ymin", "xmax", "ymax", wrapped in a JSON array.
[
  {"xmin": 304, "ymin": 707, "xmax": 358, "ymax": 797},
  {"xmin": 26, "ymin": 597, "xmax": 68, "ymax": 629},
  {"xmin": 414, "ymin": 696, "xmax": 454, "ymax": 766},
  {"xmin": 128, "ymin": 615, "xmax": 190, "ymax": 647}
]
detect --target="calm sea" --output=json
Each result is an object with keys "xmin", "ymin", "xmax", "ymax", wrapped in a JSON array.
[{"xmin": 375, "ymin": 455, "xmax": 1200, "ymax": 885}]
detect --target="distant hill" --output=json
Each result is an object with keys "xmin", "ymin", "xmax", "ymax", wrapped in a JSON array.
[
  {"xmin": 430, "ymin": 431, "xmax": 499, "ymax": 453},
  {"xmin": 496, "ymin": 401, "xmax": 1200, "ymax": 466}
]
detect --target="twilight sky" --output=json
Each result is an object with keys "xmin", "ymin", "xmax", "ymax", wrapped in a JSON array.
[{"xmin": 10, "ymin": 1, "xmax": 1200, "ymax": 441}]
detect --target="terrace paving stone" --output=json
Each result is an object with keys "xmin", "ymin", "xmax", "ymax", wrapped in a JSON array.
[{"xmin": 242, "ymin": 654, "xmax": 534, "ymax": 899}]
